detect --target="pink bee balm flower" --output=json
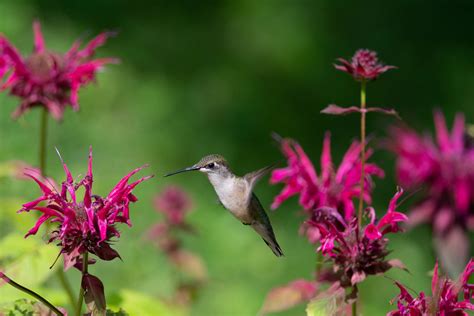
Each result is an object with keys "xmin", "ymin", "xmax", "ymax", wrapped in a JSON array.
[
  {"xmin": 309, "ymin": 188, "xmax": 407, "ymax": 293},
  {"xmin": 334, "ymin": 49, "xmax": 396, "ymax": 81},
  {"xmin": 154, "ymin": 186, "xmax": 192, "ymax": 226},
  {"xmin": 388, "ymin": 259, "xmax": 474, "ymax": 316},
  {"xmin": 20, "ymin": 148, "xmax": 152, "ymax": 270},
  {"xmin": 270, "ymin": 133, "xmax": 384, "ymax": 225},
  {"xmin": 390, "ymin": 111, "xmax": 474, "ymax": 274},
  {"xmin": 0, "ymin": 21, "xmax": 117, "ymax": 120}
]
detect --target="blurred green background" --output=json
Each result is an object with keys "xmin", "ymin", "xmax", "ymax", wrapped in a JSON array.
[{"xmin": 0, "ymin": 0, "xmax": 473, "ymax": 315}]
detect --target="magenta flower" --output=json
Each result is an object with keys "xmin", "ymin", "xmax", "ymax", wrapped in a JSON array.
[
  {"xmin": 0, "ymin": 21, "xmax": 117, "ymax": 120},
  {"xmin": 154, "ymin": 186, "xmax": 192, "ymax": 226},
  {"xmin": 270, "ymin": 133, "xmax": 384, "ymax": 239},
  {"xmin": 390, "ymin": 111, "xmax": 474, "ymax": 274},
  {"xmin": 20, "ymin": 148, "xmax": 151, "ymax": 270},
  {"xmin": 334, "ymin": 49, "xmax": 396, "ymax": 81},
  {"xmin": 388, "ymin": 259, "xmax": 474, "ymax": 316},
  {"xmin": 309, "ymin": 188, "xmax": 407, "ymax": 293}
]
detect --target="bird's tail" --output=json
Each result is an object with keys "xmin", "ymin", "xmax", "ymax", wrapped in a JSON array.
[
  {"xmin": 252, "ymin": 222, "xmax": 284, "ymax": 257},
  {"xmin": 262, "ymin": 236, "xmax": 284, "ymax": 257}
]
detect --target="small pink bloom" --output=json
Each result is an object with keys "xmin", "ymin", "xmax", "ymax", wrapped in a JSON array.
[
  {"xmin": 0, "ymin": 20, "xmax": 117, "ymax": 120},
  {"xmin": 20, "ymin": 148, "xmax": 151, "ymax": 270},
  {"xmin": 334, "ymin": 49, "xmax": 396, "ymax": 81},
  {"xmin": 388, "ymin": 259, "xmax": 474, "ymax": 315},
  {"xmin": 364, "ymin": 188, "xmax": 408, "ymax": 240}
]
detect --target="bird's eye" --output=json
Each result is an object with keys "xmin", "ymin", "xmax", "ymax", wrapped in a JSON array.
[{"xmin": 207, "ymin": 163, "xmax": 215, "ymax": 169}]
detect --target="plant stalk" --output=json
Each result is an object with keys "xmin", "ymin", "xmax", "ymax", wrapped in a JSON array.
[
  {"xmin": 0, "ymin": 272, "xmax": 64, "ymax": 316},
  {"xmin": 75, "ymin": 252, "xmax": 89, "ymax": 316},
  {"xmin": 38, "ymin": 107, "xmax": 77, "ymax": 312},
  {"xmin": 352, "ymin": 300, "xmax": 357, "ymax": 316},
  {"xmin": 315, "ymin": 251, "xmax": 323, "ymax": 278},
  {"xmin": 39, "ymin": 108, "xmax": 48, "ymax": 176},
  {"xmin": 57, "ymin": 267, "xmax": 77, "ymax": 312},
  {"xmin": 357, "ymin": 80, "xmax": 367, "ymax": 226}
]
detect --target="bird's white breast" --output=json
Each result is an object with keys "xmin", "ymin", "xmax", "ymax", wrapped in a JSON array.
[{"xmin": 208, "ymin": 175, "xmax": 250, "ymax": 221}]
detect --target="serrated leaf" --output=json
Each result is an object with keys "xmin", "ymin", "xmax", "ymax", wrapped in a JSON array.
[
  {"xmin": 106, "ymin": 309, "xmax": 129, "ymax": 316},
  {"xmin": 82, "ymin": 274, "xmax": 106, "ymax": 316},
  {"xmin": 0, "ymin": 299, "xmax": 66, "ymax": 316}
]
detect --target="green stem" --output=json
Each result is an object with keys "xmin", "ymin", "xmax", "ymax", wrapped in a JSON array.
[
  {"xmin": 75, "ymin": 253, "xmax": 89, "ymax": 316},
  {"xmin": 357, "ymin": 80, "xmax": 367, "ymax": 227},
  {"xmin": 315, "ymin": 251, "xmax": 323, "ymax": 278},
  {"xmin": 0, "ymin": 273, "xmax": 64, "ymax": 316},
  {"xmin": 39, "ymin": 108, "xmax": 48, "ymax": 176},
  {"xmin": 352, "ymin": 300, "xmax": 357, "ymax": 316},
  {"xmin": 38, "ymin": 108, "xmax": 77, "ymax": 311},
  {"xmin": 57, "ymin": 269, "xmax": 77, "ymax": 312}
]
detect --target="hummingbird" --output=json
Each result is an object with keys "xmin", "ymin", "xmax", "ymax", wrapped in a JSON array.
[{"xmin": 165, "ymin": 154, "xmax": 283, "ymax": 257}]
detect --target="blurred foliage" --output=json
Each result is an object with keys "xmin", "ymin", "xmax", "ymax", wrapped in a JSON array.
[{"xmin": 0, "ymin": 0, "xmax": 473, "ymax": 315}]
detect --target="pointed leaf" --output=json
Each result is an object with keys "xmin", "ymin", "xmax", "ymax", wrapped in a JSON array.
[
  {"xmin": 93, "ymin": 243, "xmax": 121, "ymax": 261},
  {"xmin": 388, "ymin": 259, "xmax": 409, "ymax": 273},
  {"xmin": 259, "ymin": 279, "xmax": 318, "ymax": 315},
  {"xmin": 321, "ymin": 104, "xmax": 400, "ymax": 118},
  {"xmin": 321, "ymin": 104, "xmax": 361, "ymax": 115},
  {"xmin": 82, "ymin": 273, "xmax": 106, "ymax": 316}
]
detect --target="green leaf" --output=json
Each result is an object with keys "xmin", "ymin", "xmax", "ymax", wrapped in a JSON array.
[
  {"xmin": 306, "ymin": 284, "xmax": 346, "ymax": 316},
  {"xmin": 0, "ymin": 298, "xmax": 67, "ymax": 316},
  {"xmin": 109, "ymin": 290, "xmax": 186, "ymax": 316},
  {"xmin": 0, "ymin": 233, "xmax": 57, "ymax": 304},
  {"xmin": 106, "ymin": 309, "xmax": 129, "ymax": 316}
]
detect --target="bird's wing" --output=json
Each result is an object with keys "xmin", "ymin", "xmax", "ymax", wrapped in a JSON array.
[
  {"xmin": 249, "ymin": 193, "xmax": 271, "ymax": 227},
  {"xmin": 249, "ymin": 193, "xmax": 284, "ymax": 257},
  {"xmin": 244, "ymin": 164, "xmax": 275, "ymax": 192}
]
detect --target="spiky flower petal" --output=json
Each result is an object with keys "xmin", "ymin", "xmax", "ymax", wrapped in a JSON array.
[
  {"xmin": 20, "ymin": 148, "xmax": 151, "ymax": 270},
  {"xmin": 0, "ymin": 21, "xmax": 117, "ymax": 120}
]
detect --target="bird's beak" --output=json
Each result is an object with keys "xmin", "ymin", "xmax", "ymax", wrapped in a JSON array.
[{"xmin": 164, "ymin": 165, "xmax": 200, "ymax": 177}]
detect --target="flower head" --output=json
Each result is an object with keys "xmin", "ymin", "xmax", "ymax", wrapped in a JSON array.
[
  {"xmin": 390, "ymin": 111, "xmax": 474, "ymax": 273},
  {"xmin": 0, "ymin": 21, "xmax": 117, "ymax": 120},
  {"xmin": 334, "ymin": 49, "xmax": 395, "ymax": 81},
  {"xmin": 388, "ymin": 259, "xmax": 474, "ymax": 315},
  {"xmin": 154, "ymin": 186, "xmax": 192, "ymax": 226},
  {"xmin": 309, "ymin": 189, "xmax": 407, "ymax": 291},
  {"xmin": 270, "ymin": 133, "xmax": 384, "ymax": 241},
  {"xmin": 20, "ymin": 148, "xmax": 151, "ymax": 270}
]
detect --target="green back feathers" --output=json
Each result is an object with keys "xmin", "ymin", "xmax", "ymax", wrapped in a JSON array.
[{"xmin": 196, "ymin": 154, "xmax": 229, "ymax": 168}]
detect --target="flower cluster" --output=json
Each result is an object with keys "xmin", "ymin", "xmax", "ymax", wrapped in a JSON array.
[
  {"xmin": 390, "ymin": 111, "xmax": 474, "ymax": 272},
  {"xmin": 334, "ymin": 49, "xmax": 396, "ymax": 82},
  {"xmin": 310, "ymin": 188, "xmax": 407, "ymax": 292},
  {"xmin": 270, "ymin": 133, "xmax": 384, "ymax": 242},
  {"xmin": 154, "ymin": 185, "xmax": 193, "ymax": 226},
  {"xmin": 388, "ymin": 259, "xmax": 474, "ymax": 315},
  {"xmin": 20, "ymin": 149, "xmax": 151, "ymax": 269},
  {"xmin": 146, "ymin": 186, "xmax": 207, "ymax": 306},
  {"xmin": 0, "ymin": 21, "xmax": 117, "ymax": 120},
  {"xmin": 147, "ymin": 186, "xmax": 195, "ymax": 252}
]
